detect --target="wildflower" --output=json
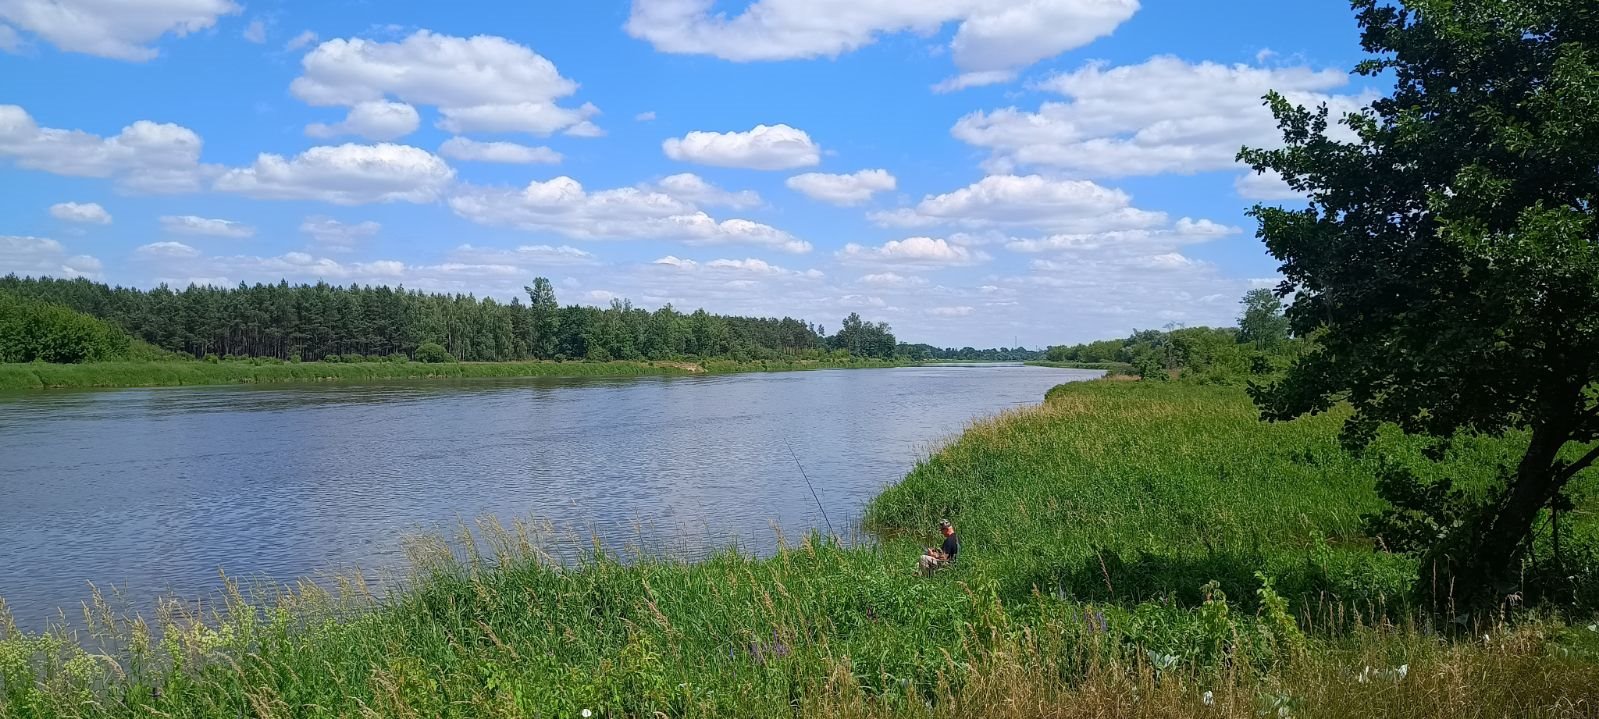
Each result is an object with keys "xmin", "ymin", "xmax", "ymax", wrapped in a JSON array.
[
  {"xmin": 1202, "ymin": 690, "xmax": 1214, "ymax": 706},
  {"xmin": 1395, "ymin": 664, "xmax": 1408, "ymax": 680},
  {"xmin": 581, "ymin": 711, "xmax": 592, "ymax": 718}
]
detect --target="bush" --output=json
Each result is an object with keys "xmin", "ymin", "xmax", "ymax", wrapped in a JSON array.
[
  {"xmin": 386, "ymin": 352, "xmax": 409, "ymax": 363},
  {"xmin": 415, "ymin": 342, "xmax": 455, "ymax": 363},
  {"xmin": 0, "ymin": 292, "xmax": 131, "ymax": 363}
]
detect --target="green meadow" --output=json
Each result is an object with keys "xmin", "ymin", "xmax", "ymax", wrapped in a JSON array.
[{"xmin": 3, "ymin": 380, "xmax": 1598, "ymax": 717}]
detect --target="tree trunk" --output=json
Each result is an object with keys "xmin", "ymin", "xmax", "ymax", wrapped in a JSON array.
[{"xmin": 1427, "ymin": 422, "xmax": 1570, "ymax": 611}]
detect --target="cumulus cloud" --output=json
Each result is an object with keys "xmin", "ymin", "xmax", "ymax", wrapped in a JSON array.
[
  {"xmin": 635, "ymin": 111, "xmax": 656, "ymax": 122},
  {"xmin": 450, "ymin": 176, "xmax": 810, "ymax": 253},
  {"xmin": 644, "ymin": 173, "xmax": 761, "ymax": 209},
  {"xmin": 0, "ymin": 235, "xmax": 102, "ymax": 278},
  {"xmin": 1234, "ymin": 169, "xmax": 1304, "ymax": 201},
  {"xmin": 306, "ymin": 101, "xmax": 421, "ymax": 141},
  {"xmin": 786, "ymin": 169, "xmax": 896, "ymax": 205},
  {"xmin": 215, "ymin": 143, "xmax": 456, "ymax": 205},
  {"xmin": 663, "ymin": 124, "xmax": 819, "ymax": 170},
  {"xmin": 49, "ymin": 201, "xmax": 111, "ymax": 224},
  {"xmin": 0, "ymin": 0, "xmax": 239, "ymax": 61},
  {"xmin": 0, "ymin": 104, "xmax": 215, "ymax": 193},
  {"xmin": 837, "ymin": 237, "xmax": 988, "ymax": 267},
  {"xmin": 953, "ymin": 55, "xmax": 1375, "ymax": 177},
  {"xmin": 859, "ymin": 272, "xmax": 927, "ymax": 287},
  {"xmin": 928, "ymin": 305, "xmax": 975, "ymax": 317},
  {"xmin": 300, "ymin": 216, "xmax": 381, "ymax": 251},
  {"xmin": 291, "ymin": 30, "xmax": 600, "ymax": 136},
  {"xmin": 870, "ymin": 174, "xmax": 1164, "ymax": 234},
  {"xmin": 626, "ymin": 0, "xmax": 1138, "ymax": 91},
  {"xmin": 160, "ymin": 214, "xmax": 255, "ymax": 238},
  {"xmin": 0, "ymin": 23, "xmax": 21, "ymax": 53},
  {"xmin": 438, "ymin": 137, "xmax": 562, "ymax": 164},
  {"xmin": 137, "ymin": 240, "xmax": 201, "ymax": 258},
  {"xmin": 447, "ymin": 243, "xmax": 598, "ymax": 267}
]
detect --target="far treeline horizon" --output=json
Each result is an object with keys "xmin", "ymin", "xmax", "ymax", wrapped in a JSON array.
[{"xmin": 0, "ymin": 273, "xmax": 1281, "ymax": 366}]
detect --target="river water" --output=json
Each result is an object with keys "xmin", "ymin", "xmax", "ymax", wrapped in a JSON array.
[{"xmin": 0, "ymin": 364, "xmax": 1096, "ymax": 629}]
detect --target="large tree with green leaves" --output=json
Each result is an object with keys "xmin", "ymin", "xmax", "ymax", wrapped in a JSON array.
[{"xmin": 1241, "ymin": 0, "xmax": 1599, "ymax": 607}]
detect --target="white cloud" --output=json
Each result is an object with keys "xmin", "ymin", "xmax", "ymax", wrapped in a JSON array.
[
  {"xmin": 626, "ymin": 0, "xmax": 1138, "ymax": 91},
  {"xmin": 49, "ymin": 201, "xmax": 111, "ymax": 224},
  {"xmin": 283, "ymin": 30, "xmax": 317, "ymax": 51},
  {"xmin": 663, "ymin": 124, "xmax": 819, "ymax": 170},
  {"xmin": 871, "ymin": 174, "xmax": 1164, "ymax": 233},
  {"xmin": 0, "ymin": 23, "xmax": 21, "ymax": 53},
  {"xmin": 446, "ymin": 243, "xmax": 597, "ymax": 267},
  {"xmin": 291, "ymin": 30, "xmax": 599, "ymax": 136},
  {"xmin": 654, "ymin": 255, "xmax": 697, "ymax": 270},
  {"xmin": 306, "ymin": 101, "xmax": 421, "ymax": 141},
  {"xmin": 160, "ymin": 214, "xmax": 255, "ymax": 238},
  {"xmin": 859, "ymin": 272, "xmax": 927, "ymax": 287},
  {"xmin": 837, "ymin": 237, "xmax": 988, "ymax": 267},
  {"xmin": 786, "ymin": 169, "xmax": 896, "ymax": 205},
  {"xmin": 563, "ymin": 120, "xmax": 605, "ymax": 138},
  {"xmin": 0, "ymin": 104, "xmax": 215, "ymax": 193},
  {"xmin": 439, "ymin": 137, "xmax": 562, "ymax": 164},
  {"xmin": 928, "ymin": 305, "xmax": 975, "ymax": 317},
  {"xmin": 1234, "ymin": 170, "xmax": 1303, "ymax": 201},
  {"xmin": 450, "ymin": 176, "xmax": 811, "ymax": 253},
  {"xmin": 635, "ymin": 111, "xmax": 656, "ymax": 122},
  {"xmin": 242, "ymin": 18, "xmax": 265, "ymax": 44},
  {"xmin": 705, "ymin": 257, "xmax": 820, "ymax": 278},
  {"xmin": 0, "ymin": 235, "xmax": 102, "ymax": 278},
  {"xmin": 215, "ymin": 143, "xmax": 455, "ymax": 205},
  {"xmin": 953, "ymin": 55, "xmax": 1375, "ymax": 177},
  {"xmin": 300, "ymin": 216, "xmax": 380, "ymax": 250},
  {"xmin": 137, "ymin": 240, "xmax": 201, "ymax": 258},
  {"xmin": 1174, "ymin": 217, "xmax": 1240, "ymax": 238},
  {"xmin": 0, "ymin": 0, "xmax": 239, "ymax": 61},
  {"xmin": 645, "ymin": 173, "xmax": 761, "ymax": 209}
]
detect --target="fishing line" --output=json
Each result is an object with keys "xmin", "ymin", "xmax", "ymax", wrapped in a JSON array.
[{"xmin": 783, "ymin": 435, "xmax": 835, "ymax": 537}]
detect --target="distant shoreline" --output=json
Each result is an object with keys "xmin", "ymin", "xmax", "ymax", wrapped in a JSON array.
[{"xmin": 0, "ymin": 357, "xmax": 910, "ymax": 391}]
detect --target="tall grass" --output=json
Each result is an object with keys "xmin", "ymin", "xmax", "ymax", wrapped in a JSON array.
[
  {"xmin": 2, "ymin": 381, "xmax": 1596, "ymax": 717},
  {"xmin": 0, "ymin": 357, "xmax": 908, "ymax": 391}
]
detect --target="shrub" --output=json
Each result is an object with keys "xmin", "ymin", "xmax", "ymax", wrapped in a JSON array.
[
  {"xmin": 0, "ymin": 293, "xmax": 131, "ymax": 363},
  {"xmin": 415, "ymin": 342, "xmax": 455, "ymax": 363}
]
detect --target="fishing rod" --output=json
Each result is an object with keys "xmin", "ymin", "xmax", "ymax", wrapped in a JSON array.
[{"xmin": 783, "ymin": 436, "xmax": 835, "ymax": 537}]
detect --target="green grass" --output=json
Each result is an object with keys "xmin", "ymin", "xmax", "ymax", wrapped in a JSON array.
[
  {"xmin": 3, "ymin": 381, "xmax": 1598, "ymax": 717},
  {"xmin": 0, "ymin": 357, "xmax": 908, "ymax": 391}
]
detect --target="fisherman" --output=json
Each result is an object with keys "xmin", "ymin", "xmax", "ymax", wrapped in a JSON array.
[{"xmin": 918, "ymin": 520, "xmax": 959, "ymax": 576}]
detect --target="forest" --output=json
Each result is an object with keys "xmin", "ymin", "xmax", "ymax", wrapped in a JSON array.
[{"xmin": 0, "ymin": 275, "xmax": 899, "ymax": 364}]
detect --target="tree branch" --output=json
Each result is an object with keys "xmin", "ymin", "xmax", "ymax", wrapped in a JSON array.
[{"xmin": 1556, "ymin": 442, "xmax": 1599, "ymax": 484}]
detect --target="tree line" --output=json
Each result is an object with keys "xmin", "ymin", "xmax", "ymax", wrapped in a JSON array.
[
  {"xmin": 1044, "ymin": 289, "xmax": 1295, "ymax": 382},
  {"xmin": 0, "ymin": 275, "xmax": 900, "ymax": 364}
]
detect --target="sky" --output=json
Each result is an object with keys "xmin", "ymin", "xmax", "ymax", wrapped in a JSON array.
[{"xmin": 0, "ymin": 0, "xmax": 1382, "ymax": 348}]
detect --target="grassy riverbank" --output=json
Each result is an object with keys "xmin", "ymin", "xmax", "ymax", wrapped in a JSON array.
[
  {"xmin": 0, "ymin": 357, "xmax": 907, "ymax": 391},
  {"xmin": 4, "ymin": 381, "xmax": 1598, "ymax": 717}
]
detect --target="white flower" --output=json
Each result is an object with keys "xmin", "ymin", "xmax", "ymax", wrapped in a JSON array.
[
  {"xmin": 1202, "ymin": 690, "xmax": 1214, "ymax": 706},
  {"xmin": 581, "ymin": 711, "xmax": 592, "ymax": 718},
  {"xmin": 1395, "ymin": 664, "xmax": 1408, "ymax": 680}
]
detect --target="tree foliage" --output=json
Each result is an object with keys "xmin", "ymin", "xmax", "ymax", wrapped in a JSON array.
[
  {"xmin": 1240, "ymin": 0, "xmax": 1599, "ymax": 606},
  {"xmin": 0, "ymin": 275, "xmax": 899, "ymax": 363},
  {"xmin": 0, "ymin": 292, "xmax": 130, "ymax": 363}
]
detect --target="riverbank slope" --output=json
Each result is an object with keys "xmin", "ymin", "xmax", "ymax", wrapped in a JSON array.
[
  {"xmin": 2, "ymin": 381, "xmax": 1597, "ymax": 717},
  {"xmin": 0, "ymin": 357, "xmax": 907, "ymax": 390}
]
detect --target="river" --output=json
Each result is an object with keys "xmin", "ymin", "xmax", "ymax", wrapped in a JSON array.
[{"xmin": 0, "ymin": 364, "xmax": 1097, "ymax": 629}]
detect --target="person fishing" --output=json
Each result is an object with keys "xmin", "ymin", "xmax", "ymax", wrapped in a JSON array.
[{"xmin": 918, "ymin": 520, "xmax": 959, "ymax": 576}]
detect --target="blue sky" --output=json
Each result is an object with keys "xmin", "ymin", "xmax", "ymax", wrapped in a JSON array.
[{"xmin": 0, "ymin": 0, "xmax": 1379, "ymax": 347}]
